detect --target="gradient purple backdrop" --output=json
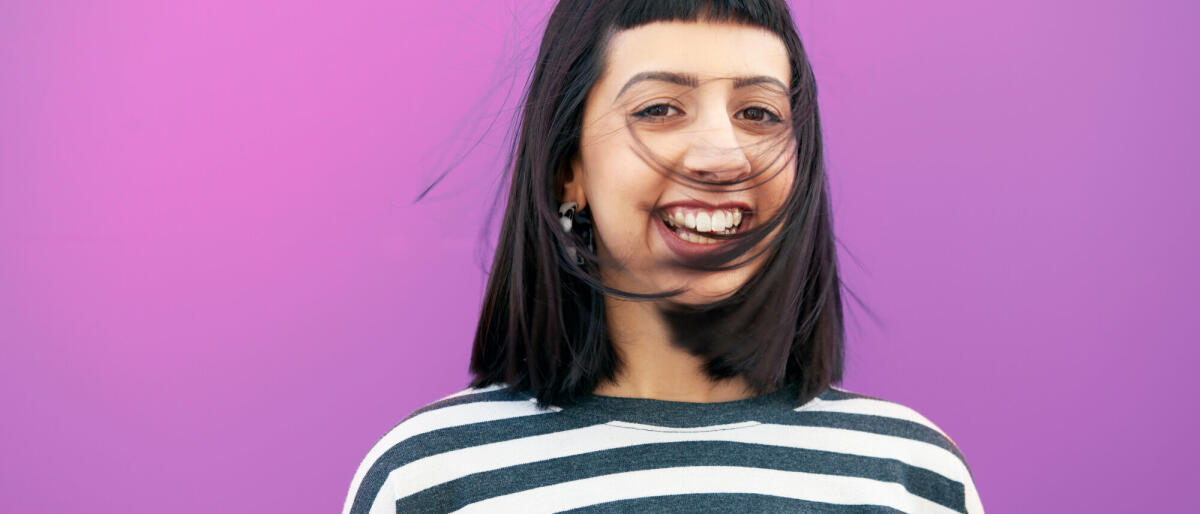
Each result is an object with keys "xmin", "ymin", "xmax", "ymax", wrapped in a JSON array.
[{"xmin": 2, "ymin": 1, "xmax": 1197, "ymax": 512}]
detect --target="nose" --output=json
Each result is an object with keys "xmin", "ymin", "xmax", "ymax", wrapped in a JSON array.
[{"xmin": 679, "ymin": 113, "xmax": 752, "ymax": 184}]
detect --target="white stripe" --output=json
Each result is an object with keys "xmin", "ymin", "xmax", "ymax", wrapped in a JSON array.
[
  {"xmin": 815, "ymin": 390, "xmax": 984, "ymax": 513},
  {"xmin": 452, "ymin": 466, "xmax": 960, "ymax": 514},
  {"xmin": 966, "ymin": 473, "xmax": 985, "ymax": 514},
  {"xmin": 341, "ymin": 398, "xmax": 556, "ymax": 514},
  {"xmin": 385, "ymin": 421, "xmax": 972, "ymax": 501},
  {"xmin": 366, "ymin": 489, "xmax": 393, "ymax": 514},
  {"xmin": 799, "ymin": 397, "xmax": 952, "ymax": 439},
  {"xmin": 606, "ymin": 420, "xmax": 761, "ymax": 432},
  {"xmin": 438, "ymin": 384, "xmax": 507, "ymax": 401}
]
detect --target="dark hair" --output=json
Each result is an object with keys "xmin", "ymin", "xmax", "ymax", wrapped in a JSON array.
[{"xmin": 468, "ymin": 0, "xmax": 855, "ymax": 408}]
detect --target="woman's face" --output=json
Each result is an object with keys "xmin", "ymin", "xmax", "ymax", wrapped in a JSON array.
[{"xmin": 566, "ymin": 20, "xmax": 796, "ymax": 304}]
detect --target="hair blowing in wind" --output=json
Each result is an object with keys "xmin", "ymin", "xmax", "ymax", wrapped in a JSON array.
[{"xmin": 452, "ymin": 0, "xmax": 863, "ymax": 408}]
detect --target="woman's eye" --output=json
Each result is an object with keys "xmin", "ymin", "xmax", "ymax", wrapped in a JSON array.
[
  {"xmin": 737, "ymin": 106, "xmax": 782, "ymax": 124},
  {"xmin": 633, "ymin": 103, "xmax": 679, "ymax": 120},
  {"xmin": 634, "ymin": 104, "xmax": 782, "ymax": 124}
]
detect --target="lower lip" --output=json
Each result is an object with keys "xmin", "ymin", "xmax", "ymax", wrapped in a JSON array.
[{"xmin": 655, "ymin": 216, "xmax": 737, "ymax": 260}]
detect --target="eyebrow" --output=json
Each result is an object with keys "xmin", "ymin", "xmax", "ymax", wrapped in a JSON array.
[{"xmin": 613, "ymin": 71, "xmax": 788, "ymax": 102}]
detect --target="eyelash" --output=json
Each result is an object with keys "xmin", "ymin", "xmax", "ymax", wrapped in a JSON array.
[{"xmin": 632, "ymin": 103, "xmax": 783, "ymax": 124}]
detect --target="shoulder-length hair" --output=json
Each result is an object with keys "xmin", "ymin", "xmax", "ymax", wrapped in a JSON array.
[{"xmin": 470, "ymin": 0, "xmax": 851, "ymax": 408}]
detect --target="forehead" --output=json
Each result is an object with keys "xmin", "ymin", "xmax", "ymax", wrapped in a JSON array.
[{"xmin": 599, "ymin": 21, "xmax": 791, "ymax": 100}]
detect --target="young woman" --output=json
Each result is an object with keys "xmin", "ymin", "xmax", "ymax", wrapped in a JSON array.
[{"xmin": 344, "ymin": 1, "xmax": 983, "ymax": 512}]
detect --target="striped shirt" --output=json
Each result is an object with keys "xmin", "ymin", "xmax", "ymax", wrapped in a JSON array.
[{"xmin": 342, "ymin": 382, "xmax": 983, "ymax": 513}]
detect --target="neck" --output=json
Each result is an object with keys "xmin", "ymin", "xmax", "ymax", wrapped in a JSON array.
[{"xmin": 591, "ymin": 295, "xmax": 760, "ymax": 403}]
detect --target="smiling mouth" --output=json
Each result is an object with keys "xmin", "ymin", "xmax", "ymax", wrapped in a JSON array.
[{"xmin": 658, "ymin": 206, "xmax": 746, "ymax": 244}]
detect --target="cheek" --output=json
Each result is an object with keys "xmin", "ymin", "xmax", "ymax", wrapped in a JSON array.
[
  {"xmin": 582, "ymin": 155, "xmax": 664, "ymax": 252},
  {"xmin": 587, "ymin": 182, "xmax": 654, "ymax": 258},
  {"xmin": 759, "ymin": 163, "xmax": 797, "ymax": 217}
]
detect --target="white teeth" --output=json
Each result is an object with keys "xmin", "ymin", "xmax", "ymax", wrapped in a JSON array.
[
  {"xmin": 678, "ymin": 230, "xmax": 717, "ymax": 244},
  {"xmin": 711, "ymin": 211, "xmax": 727, "ymax": 232},
  {"xmin": 660, "ymin": 206, "xmax": 746, "ymax": 243}
]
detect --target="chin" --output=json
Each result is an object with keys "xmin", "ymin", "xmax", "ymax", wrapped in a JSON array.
[{"xmin": 668, "ymin": 277, "xmax": 747, "ymax": 306}]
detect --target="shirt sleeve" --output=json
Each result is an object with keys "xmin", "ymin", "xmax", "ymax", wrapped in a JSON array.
[
  {"xmin": 343, "ymin": 474, "xmax": 395, "ymax": 514},
  {"xmin": 939, "ymin": 430, "xmax": 985, "ymax": 514},
  {"xmin": 960, "ymin": 449, "xmax": 985, "ymax": 514},
  {"xmin": 342, "ymin": 434, "xmax": 402, "ymax": 514}
]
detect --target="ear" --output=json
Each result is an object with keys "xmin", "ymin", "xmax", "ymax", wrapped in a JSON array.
[{"xmin": 559, "ymin": 155, "xmax": 587, "ymax": 210}]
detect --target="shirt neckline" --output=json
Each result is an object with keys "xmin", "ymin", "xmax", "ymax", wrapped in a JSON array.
[{"xmin": 528, "ymin": 382, "xmax": 809, "ymax": 428}]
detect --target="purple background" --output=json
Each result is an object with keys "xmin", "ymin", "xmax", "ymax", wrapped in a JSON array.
[{"xmin": 2, "ymin": 1, "xmax": 1197, "ymax": 512}]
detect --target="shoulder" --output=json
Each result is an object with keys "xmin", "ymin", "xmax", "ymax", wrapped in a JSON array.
[
  {"xmin": 804, "ymin": 386, "xmax": 961, "ymax": 446},
  {"xmin": 790, "ymin": 385, "xmax": 984, "ymax": 513},
  {"xmin": 341, "ymin": 383, "xmax": 560, "ymax": 514}
]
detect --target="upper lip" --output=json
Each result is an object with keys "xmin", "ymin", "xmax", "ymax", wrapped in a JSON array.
[{"xmin": 657, "ymin": 200, "xmax": 753, "ymax": 213}]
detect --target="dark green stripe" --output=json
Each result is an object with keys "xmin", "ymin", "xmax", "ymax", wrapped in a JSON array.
[
  {"xmin": 762, "ymin": 410, "xmax": 968, "ymax": 463},
  {"xmin": 404, "ymin": 387, "xmax": 522, "ymax": 419},
  {"xmin": 396, "ymin": 441, "xmax": 965, "ymax": 513},
  {"xmin": 819, "ymin": 388, "xmax": 881, "ymax": 402},
  {"xmin": 347, "ymin": 410, "xmax": 599, "ymax": 514},
  {"xmin": 563, "ymin": 493, "xmax": 906, "ymax": 513}
]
